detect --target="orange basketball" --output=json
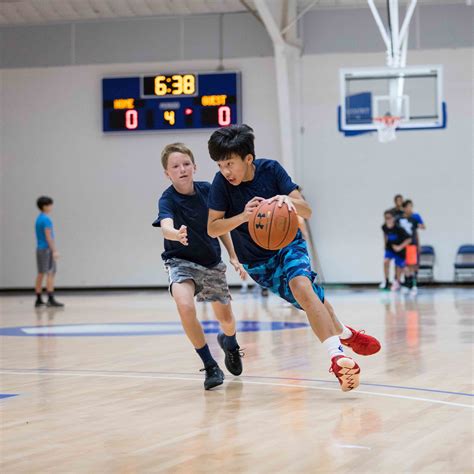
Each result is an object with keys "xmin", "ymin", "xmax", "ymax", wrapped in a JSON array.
[{"xmin": 248, "ymin": 200, "xmax": 299, "ymax": 250}]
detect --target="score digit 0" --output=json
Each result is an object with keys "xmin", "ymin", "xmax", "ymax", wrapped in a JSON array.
[
  {"xmin": 217, "ymin": 106, "xmax": 231, "ymax": 126},
  {"xmin": 125, "ymin": 110, "xmax": 138, "ymax": 129}
]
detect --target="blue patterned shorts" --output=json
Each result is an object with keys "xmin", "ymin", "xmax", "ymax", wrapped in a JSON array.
[{"xmin": 243, "ymin": 238, "xmax": 324, "ymax": 310}]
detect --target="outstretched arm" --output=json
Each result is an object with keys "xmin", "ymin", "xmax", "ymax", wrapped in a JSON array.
[{"xmin": 160, "ymin": 218, "xmax": 188, "ymax": 246}]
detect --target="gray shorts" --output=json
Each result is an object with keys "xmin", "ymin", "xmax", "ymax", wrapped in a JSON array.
[
  {"xmin": 165, "ymin": 258, "xmax": 231, "ymax": 304},
  {"xmin": 36, "ymin": 249, "xmax": 56, "ymax": 274}
]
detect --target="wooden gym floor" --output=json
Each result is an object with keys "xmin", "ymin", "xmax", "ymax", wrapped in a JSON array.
[{"xmin": 0, "ymin": 288, "xmax": 472, "ymax": 473}]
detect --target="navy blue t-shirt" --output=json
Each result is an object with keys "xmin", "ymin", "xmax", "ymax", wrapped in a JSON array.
[
  {"xmin": 208, "ymin": 159, "xmax": 299, "ymax": 265},
  {"xmin": 382, "ymin": 224, "xmax": 410, "ymax": 256},
  {"xmin": 152, "ymin": 181, "xmax": 221, "ymax": 268}
]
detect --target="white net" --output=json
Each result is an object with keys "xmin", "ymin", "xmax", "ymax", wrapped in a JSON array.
[{"xmin": 375, "ymin": 117, "xmax": 400, "ymax": 143}]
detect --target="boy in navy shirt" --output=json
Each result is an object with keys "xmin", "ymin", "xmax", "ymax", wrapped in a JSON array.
[
  {"xmin": 207, "ymin": 125, "xmax": 381, "ymax": 392},
  {"xmin": 382, "ymin": 211, "xmax": 411, "ymax": 291},
  {"xmin": 34, "ymin": 196, "xmax": 64, "ymax": 308},
  {"xmin": 153, "ymin": 143, "xmax": 244, "ymax": 390}
]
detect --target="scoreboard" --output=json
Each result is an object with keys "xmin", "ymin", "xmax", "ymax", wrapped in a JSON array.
[{"xmin": 102, "ymin": 71, "xmax": 241, "ymax": 133}]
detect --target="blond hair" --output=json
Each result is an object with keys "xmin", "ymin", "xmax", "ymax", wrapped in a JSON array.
[{"xmin": 161, "ymin": 143, "xmax": 195, "ymax": 169}]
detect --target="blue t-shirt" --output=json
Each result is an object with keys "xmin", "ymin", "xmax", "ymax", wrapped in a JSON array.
[
  {"xmin": 152, "ymin": 181, "xmax": 221, "ymax": 268},
  {"xmin": 208, "ymin": 159, "xmax": 299, "ymax": 265},
  {"xmin": 412, "ymin": 213, "xmax": 424, "ymax": 225},
  {"xmin": 35, "ymin": 213, "xmax": 54, "ymax": 250}
]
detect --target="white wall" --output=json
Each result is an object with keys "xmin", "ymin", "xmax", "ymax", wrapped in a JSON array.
[
  {"xmin": 1, "ymin": 49, "xmax": 472, "ymax": 287},
  {"xmin": 0, "ymin": 58, "xmax": 280, "ymax": 287},
  {"xmin": 301, "ymin": 49, "xmax": 473, "ymax": 283}
]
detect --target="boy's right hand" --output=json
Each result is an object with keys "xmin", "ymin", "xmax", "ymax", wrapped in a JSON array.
[
  {"xmin": 241, "ymin": 197, "xmax": 264, "ymax": 223},
  {"xmin": 53, "ymin": 251, "xmax": 60, "ymax": 260},
  {"xmin": 177, "ymin": 225, "xmax": 188, "ymax": 246}
]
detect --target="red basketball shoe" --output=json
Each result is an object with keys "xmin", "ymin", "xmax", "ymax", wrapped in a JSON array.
[
  {"xmin": 330, "ymin": 355, "xmax": 360, "ymax": 392},
  {"xmin": 341, "ymin": 327, "xmax": 381, "ymax": 356}
]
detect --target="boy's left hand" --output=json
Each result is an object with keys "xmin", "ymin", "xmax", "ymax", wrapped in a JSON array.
[
  {"xmin": 230, "ymin": 257, "xmax": 247, "ymax": 280},
  {"xmin": 267, "ymin": 195, "xmax": 297, "ymax": 212}
]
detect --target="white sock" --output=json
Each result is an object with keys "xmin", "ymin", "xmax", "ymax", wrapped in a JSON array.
[
  {"xmin": 322, "ymin": 335, "xmax": 345, "ymax": 359},
  {"xmin": 339, "ymin": 324, "xmax": 353, "ymax": 340}
]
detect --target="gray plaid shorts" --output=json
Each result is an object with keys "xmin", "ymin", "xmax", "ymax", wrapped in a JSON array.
[
  {"xmin": 36, "ymin": 249, "xmax": 56, "ymax": 274},
  {"xmin": 165, "ymin": 258, "xmax": 231, "ymax": 304}
]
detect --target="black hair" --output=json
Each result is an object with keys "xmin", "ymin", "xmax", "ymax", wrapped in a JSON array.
[
  {"xmin": 394, "ymin": 194, "xmax": 403, "ymax": 201},
  {"xmin": 37, "ymin": 196, "xmax": 53, "ymax": 210},
  {"xmin": 208, "ymin": 124, "xmax": 255, "ymax": 162},
  {"xmin": 403, "ymin": 199, "xmax": 413, "ymax": 208},
  {"xmin": 384, "ymin": 210, "xmax": 394, "ymax": 218}
]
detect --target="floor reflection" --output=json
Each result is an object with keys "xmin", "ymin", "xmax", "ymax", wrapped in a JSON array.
[{"xmin": 453, "ymin": 289, "xmax": 474, "ymax": 344}]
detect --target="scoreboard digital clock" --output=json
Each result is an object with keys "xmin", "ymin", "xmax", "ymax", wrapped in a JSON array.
[{"xmin": 102, "ymin": 71, "xmax": 241, "ymax": 133}]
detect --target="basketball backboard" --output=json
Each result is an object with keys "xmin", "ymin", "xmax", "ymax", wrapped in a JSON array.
[{"xmin": 338, "ymin": 65, "xmax": 446, "ymax": 137}]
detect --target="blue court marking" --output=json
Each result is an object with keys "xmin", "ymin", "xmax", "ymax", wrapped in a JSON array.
[
  {"xmin": 0, "ymin": 320, "xmax": 309, "ymax": 337},
  {"xmin": 0, "ymin": 394, "xmax": 18, "ymax": 400},
  {"xmin": 2, "ymin": 368, "xmax": 472, "ymax": 398}
]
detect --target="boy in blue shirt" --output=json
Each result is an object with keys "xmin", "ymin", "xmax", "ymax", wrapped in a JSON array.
[
  {"xmin": 153, "ymin": 143, "xmax": 244, "ymax": 391},
  {"xmin": 207, "ymin": 125, "xmax": 381, "ymax": 392},
  {"xmin": 35, "ymin": 196, "xmax": 64, "ymax": 307}
]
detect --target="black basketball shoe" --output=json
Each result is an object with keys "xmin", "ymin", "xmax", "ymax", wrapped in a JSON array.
[
  {"xmin": 47, "ymin": 298, "xmax": 65, "ymax": 308},
  {"xmin": 217, "ymin": 333, "xmax": 243, "ymax": 376},
  {"xmin": 200, "ymin": 364, "xmax": 225, "ymax": 390}
]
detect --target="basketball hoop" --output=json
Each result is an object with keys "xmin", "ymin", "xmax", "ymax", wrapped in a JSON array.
[{"xmin": 374, "ymin": 116, "xmax": 400, "ymax": 143}]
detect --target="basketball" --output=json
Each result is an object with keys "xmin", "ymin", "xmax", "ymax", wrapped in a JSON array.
[{"xmin": 248, "ymin": 200, "xmax": 299, "ymax": 250}]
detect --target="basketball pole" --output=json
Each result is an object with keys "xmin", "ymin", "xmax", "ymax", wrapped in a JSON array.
[
  {"xmin": 367, "ymin": 0, "xmax": 417, "ymax": 118},
  {"xmin": 367, "ymin": 0, "xmax": 417, "ymax": 69},
  {"xmin": 253, "ymin": 0, "xmax": 301, "ymax": 179},
  {"xmin": 253, "ymin": 0, "xmax": 325, "ymax": 281}
]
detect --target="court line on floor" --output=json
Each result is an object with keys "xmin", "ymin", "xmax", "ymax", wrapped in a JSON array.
[
  {"xmin": 2, "ymin": 367, "xmax": 472, "ymax": 398},
  {"xmin": 1, "ymin": 370, "xmax": 472, "ymax": 409},
  {"xmin": 335, "ymin": 444, "xmax": 372, "ymax": 450}
]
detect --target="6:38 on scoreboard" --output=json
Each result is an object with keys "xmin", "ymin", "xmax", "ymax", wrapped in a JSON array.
[{"xmin": 102, "ymin": 71, "xmax": 241, "ymax": 133}]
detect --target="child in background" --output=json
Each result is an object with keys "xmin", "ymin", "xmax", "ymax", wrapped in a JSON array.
[
  {"xmin": 382, "ymin": 211, "xmax": 411, "ymax": 291},
  {"xmin": 34, "ymin": 196, "xmax": 64, "ymax": 308},
  {"xmin": 389, "ymin": 194, "xmax": 404, "ymax": 219},
  {"xmin": 399, "ymin": 200, "xmax": 426, "ymax": 294},
  {"xmin": 153, "ymin": 143, "xmax": 245, "ymax": 391}
]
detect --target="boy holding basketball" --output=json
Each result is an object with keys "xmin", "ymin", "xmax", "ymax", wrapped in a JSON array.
[
  {"xmin": 153, "ymin": 143, "xmax": 244, "ymax": 390},
  {"xmin": 207, "ymin": 125, "xmax": 381, "ymax": 392}
]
